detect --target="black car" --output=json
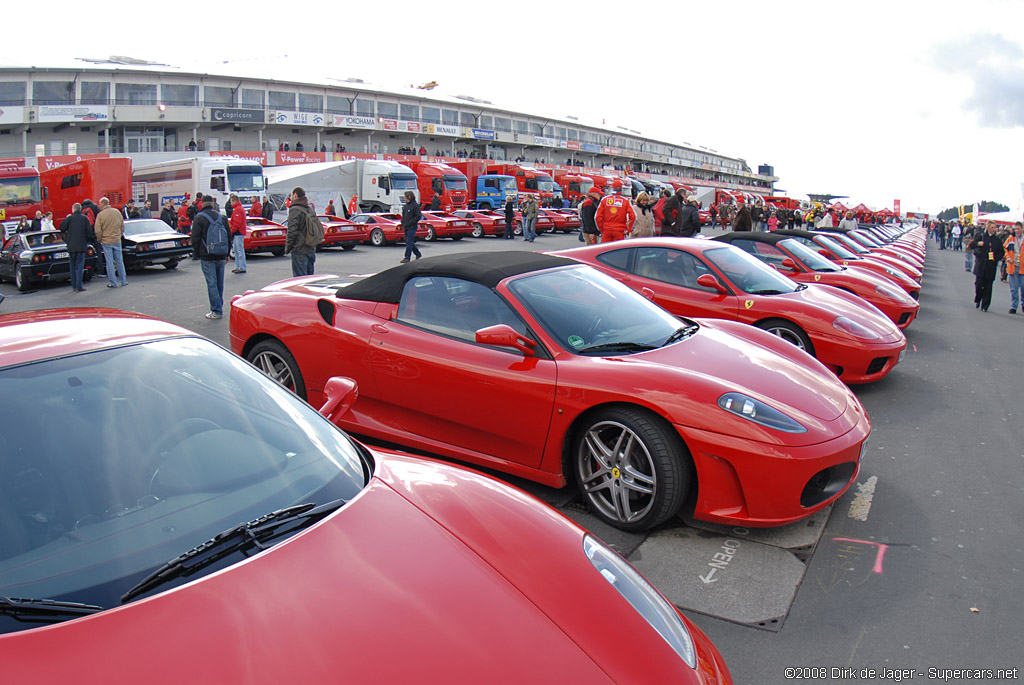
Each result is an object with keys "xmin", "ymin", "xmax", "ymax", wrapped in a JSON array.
[
  {"xmin": 120, "ymin": 219, "xmax": 192, "ymax": 271},
  {"xmin": 0, "ymin": 230, "xmax": 99, "ymax": 291}
]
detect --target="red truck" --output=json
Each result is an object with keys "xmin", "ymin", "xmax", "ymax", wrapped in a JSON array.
[
  {"xmin": 579, "ymin": 173, "xmax": 624, "ymax": 198},
  {"xmin": 0, "ymin": 163, "xmax": 43, "ymax": 228},
  {"xmin": 404, "ymin": 161, "xmax": 469, "ymax": 212},
  {"xmin": 486, "ymin": 163, "xmax": 556, "ymax": 204},
  {"xmin": 551, "ymin": 171, "xmax": 594, "ymax": 205},
  {"xmin": 41, "ymin": 158, "xmax": 133, "ymax": 220}
]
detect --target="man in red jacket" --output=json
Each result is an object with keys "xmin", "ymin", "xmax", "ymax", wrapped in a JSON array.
[
  {"xmin": 594, "ymin": 187, "xmax": 636, "ymax": 243},
  {"xmin": 177, "ymin": 193, "xmax": 192, "ymax": 232},
  {"xmin": 249, "ymin": 196, "xmax": 263, "ymax": 218},
  {"xmin": 228, "ymin": 194, "xmax": 247, "ymax": 273}
]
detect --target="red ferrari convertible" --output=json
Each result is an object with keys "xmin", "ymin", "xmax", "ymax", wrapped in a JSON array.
[
  {"xmin": 0, "ymin": 308, "xmax": 730, "ymax": 684},
  {"xmin": 231, "ymin": 251, "xmax": 871, "ymax": 532},
  {"xmin": 555, "ymin": 238, "xmax": 907, "ymax": 384}
]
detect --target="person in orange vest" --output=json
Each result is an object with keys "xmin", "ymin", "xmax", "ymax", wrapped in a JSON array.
[{"xmin": 594, "ymin": 186, "xmax": 636, "ymax": 243}]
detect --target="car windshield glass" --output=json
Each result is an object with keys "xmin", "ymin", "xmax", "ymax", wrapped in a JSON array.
[
  {"xmin": 816, "ymin": 234, "xmax": 858, "ymax": 259},
  {"xmin": 832, "ymin": 233, "xmax": 870, "ymax": 255},
  {"xmin": 851, "ymin": 231, "xmax": 881, "ymax": 247},
  {"xmin": 0, "ymin": 337, "xmax": 367, "ymax": 633},
  {"xmin": 226, "ymin": 166, "xmax": 265, "ymax": 192},
  {"xmin": 779, "ymin": 238, "xmax": 840, "ymax": 272},
  {"xmin": 703, "ymin": 246, "xmax": 800, "ymax": 294},
  {"xmin": 124, "ymin": 220, "xmax": 176, "ymax": 237},
  {"xmin": 23, "ymin": 231, "xmax": 66, "ymax": 247},
  {"xmin": 509, "ymin": 265, "xmax": 688, "ymax": 354},
  {"xmin": 391, "ymin": 174, "xmax": 417, "ymax": 190}
]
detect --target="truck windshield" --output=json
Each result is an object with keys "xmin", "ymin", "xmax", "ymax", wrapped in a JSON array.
[
  {"xmin": 442, "ymin": 175, "xmax": 467, "ymax": 191},
  {"xmin": 0, "ymin": 176, "xmax": 42, "ymax": 205},
  {"xmin": 391, "ymin": 174, "xmax": 417, "ymax": 190},
  {"xmin": 226, "ymin": 166, "xmax": 265, "ymax": 193},
  {"xmin": 500, "ymin": 178, "xmax": 517, "ymax": 191},
  {"xmin": 579, "ymin": 180, "xmax": 594, "ymax": 194},
  {"xmin": 537, "ymin": 179, "xmax": 555, "ymax": 193}
]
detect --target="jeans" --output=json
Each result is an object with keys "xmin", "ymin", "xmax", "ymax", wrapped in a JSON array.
[
  {"xmin": 752, "ymin": 221, "xmax": 762, "ymax": 232},
  {"xmin": 68, "ymin": 252, "xmax": 85, "ymax": 290},
  {"xmin": 101, "ymin": 242, "xmax": 128, "ymax": 286},
  {"xmin": 524, "ymin": 215, "xmax": 537, "ymax": 241},
  {"xmin": 965, "ymin": 250, "xmax": 974, "ymax": 271},
  {"xmin": 200, "ymin": 258, "xmax": 226, "ymax": 315},
  {"xmin": 403, "ymin": 229, "xmax": 422, "ymax": 260},
  {"xmin": 233, "ymin": 234, "xmax": 247, "ymax": 271},
  {"xmin": 1009, "ymin": 272, "xmax": 1024, "ymax": 310},
  {"xmin": 291, "ymin": 251, "xmax": 316, "ymax": 277}
]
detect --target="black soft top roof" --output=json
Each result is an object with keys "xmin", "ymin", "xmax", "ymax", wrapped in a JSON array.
[
  {"xmin": 772, "ymin": 229, "xmax": 823, "ymax": 240},
  {"xmin": 336, "ymin": 251, "xmax": 578, "ymax": 303},
  {"xmin": 713, "ymin": 231, "xmax": 788, "ymax": 246}
]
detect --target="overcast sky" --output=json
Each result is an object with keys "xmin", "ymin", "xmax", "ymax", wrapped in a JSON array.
[{"xmin": 4, "ymin": 0, "xmax": 1023, "ymax": 214}]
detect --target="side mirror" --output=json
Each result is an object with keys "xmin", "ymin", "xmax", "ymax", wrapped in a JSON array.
[
  {"xmin": 818, "ymin": 249, "xmax": 832, "ymax": 258},
  {"xmin": 475, "ymin": 324, "xmax": 537, "ymax": 356},
  {"xmin": 319, "ymin": 376, "xmax": 358, "ymax": 422},
  {"xmin": 696, "ymin": 273, "xmax": 728, "ymax": 294},
  {"xmin": 780, "ymin": 257, "xmax": 799, "ymax": 271}
]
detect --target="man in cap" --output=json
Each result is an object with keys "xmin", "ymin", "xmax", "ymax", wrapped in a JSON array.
[{"xmin": 579, "ymin": 187, "xmax": 602, "ymax": 245}]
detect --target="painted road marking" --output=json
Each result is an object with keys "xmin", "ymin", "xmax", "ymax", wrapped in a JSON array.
[
  {"xmin": 847, "ymin": 475, "xmax": 878, "ymax": 521},
  {"xmin": 700, "ymin": 539, "xmax": 740, "ymax": 584}
]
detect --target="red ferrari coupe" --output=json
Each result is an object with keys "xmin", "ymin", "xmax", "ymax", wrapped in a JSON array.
[
  {"xmin": 0, "ymin": 308, "xmax": 730, "ymax": 684},
  {"xmin": 420, "ymin": 211, "xmax": 475, "ymax": 241},
  {"xmin": 453, "ymin": 209, "xmax": 508, "ymax": 238},
  {"xmin": 317, "ymin": 214, "xmax": 370, "ymax": 250},
  {"xmin": 540, "ymin": 208, "xmax": 581, "ymax": 233},
  {"xmin": 243, "ymin": 217, "xmax": 288, "ymax": 256},
  {"xmin": 231, "ymin": 251, "xmax": 871, "ymax": 531},
  {"xmin": 555, "ymin": 238, "xmax": 907, "ymax": 384},
  {"xmin": 713, "ymin": 232, "xmax": 919, "ymax": 329},
  {"xmin": 349, "ymin": 213, "xmax": 428, "ymax": 247}
]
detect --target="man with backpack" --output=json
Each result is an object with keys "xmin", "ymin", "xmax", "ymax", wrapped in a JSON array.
[
  {"xmin": 191, "ymin": 195, "xmax": 230, "ymax": 320},
  {"xmin": 285, "ymin": 186, "xmax": 323, "ymax": 276}
]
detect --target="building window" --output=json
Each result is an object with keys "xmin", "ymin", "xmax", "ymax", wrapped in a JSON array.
[
  {"xmin": 80, "ymin": 82, "xmax": 109, "ymax": 105},
  {"xmin": 479, "ymin": 115, "xmax": 492, "ymax": 129},
  {"xmin": 421, "ymin": 106, "xmax": 440, "ymax": 123},
  {"xmin": 0, "ymin": 81, "xmax": 26, "ymax": 105},
  {"xmin": 299, "ymin": 93, "xmax": 323, "ymax": 112},
  {"xmin": 377, "ymin": 101, "xmax": 398, "ymax": 118},
  {"xmin": 241, "ymin": 88, "xmax": 264, "ymax": 109},
  {"xmin": 515, "ymin": 120, "xmax": 529, "ymax": 134},
  {"xmin": 442, "ymin": 109, "xmax": 458, "ymax": 126},
  {"xmin": 567, "ymin": 129, "xmax": 579, "ymax": 142},
  {"xmin": 356, "ymin": 99, "xmax": 374, "ymax": 117},
  {"xmin": 115, "ymin": 84, "xmax": 157, "ymax": 105},
  {"xmin": 460, "ymin": 111, "xmax": 475, "ymax": 127},
  {"xmin": 269, "ymin": 90, "xmax": 295, "ymax": 110},
  {"xmin": 162, "ymin": 84, "xmax": 198, "ymax": 107},
  {"xmin": 33, "ymin": 81, "xmax": 74, "ymax": 105},
  {"xmin": 400, "ymin": 103, "xmax": 419, "ymax": 121},
  {"xmin": 325, "ymin": 95, "xmax": 349, "ymax": 114},
  {"xmin": 204, "ymin": 86, "xmax": 234, "ymax": 106},
  {"xmin": 494, "ymin": 117, "xmax": 511, "ymax": 132}
]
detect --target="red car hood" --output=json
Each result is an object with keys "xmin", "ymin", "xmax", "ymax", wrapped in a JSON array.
[
  {"xmin": 780, "ymin": 282, "xmax": 903, "ymax": 342},
  {"xmin": 2, "ymin": 454, "xmax": 722, "ymax": 684}
]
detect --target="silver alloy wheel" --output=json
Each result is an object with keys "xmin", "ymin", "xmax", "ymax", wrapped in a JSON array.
[
  {"xmin": 251, "ymin": 349, "xmax": 297, "ymax": 393},
  {"xmin": 577, "ymin": 420, "xmax": 657, "ymax": 525},
  {"xmin": 472, "ymin": 222, "xmax": 484, "ymax": 238},
  {"xmin": 370, "ymin": 228, "xmax": 387, "ymax": 247},
  {"xmin": 761, "ymin": 324, "xmax": 808, "ymax": 351}
]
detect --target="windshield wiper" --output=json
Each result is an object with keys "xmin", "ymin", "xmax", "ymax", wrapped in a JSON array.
[
  {"xmin": 663, "ymin": 323, "xmax": 699, "ymax": 346},
  {"xmin": 121, "ymin": 499, "xmax": 344, "ymax": 604},
  {"xmin": 0, "ymin": 596, "xmax": 103, "ymax": 624},
  {"xmin": 749, "ymin": 289, "xmax": 787, "ymax": 295},
  {"xmin": 578, "ymin": 341, "xmax": 658, "ymax": 354}
]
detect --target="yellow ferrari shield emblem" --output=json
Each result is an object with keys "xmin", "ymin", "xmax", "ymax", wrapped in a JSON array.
[
  {"xmin": 814, "ymin": 274, "xmax": 821, "ymax": 281},
  {"xmin": 744, "ymin": 300, "xmax": 754, "ymax": 310},
  {"xmin": 611, "ymin": 467, "xmax": 621, "ymax": 479}
]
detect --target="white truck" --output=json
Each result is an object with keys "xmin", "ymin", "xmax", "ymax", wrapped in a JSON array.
[
  {"xmin": 264, "ymin": 159, "xmax": 418, "ymax": 217},
  {"xmin": 133, "ymin": 157, "xmax": 267, "ymax": 212}
]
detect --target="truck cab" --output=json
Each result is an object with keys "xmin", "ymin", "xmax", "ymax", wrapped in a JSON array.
[
  {"xmin": 487, "ymin": 164, "xmax": 555, "ymax": 203},
  {"xmin": 552, "ymin": 172, "xmax": 594, "ymax": 205},
  {"xmin": 406, "ymin": 161, "xmax": 468, "ymax": 212}
]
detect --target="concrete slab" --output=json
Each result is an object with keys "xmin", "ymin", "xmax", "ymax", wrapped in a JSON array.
[
  {"xmin": 680, "ymin": 504, "xmax": 834, "ymax": 554},
  {"xmin": 629, "ymin": 526, "xmax": 807, "ymax": 631}
]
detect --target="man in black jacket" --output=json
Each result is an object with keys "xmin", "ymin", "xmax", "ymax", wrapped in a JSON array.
[
  {"xmin": 579, "ymin": 188, "xmax": 602, "ymax": 245},
  {"xmin": 968, "ymin": 221, "xmax": 1005, "ymax": 312},
  {"xmin": 400, "ymin": 190, "xmax": 422, "ymax": 263},
  {"xmin": 160, "ymin": 200, "xmax": 178, "ymax": 230},
  {"xmin": 59, "ymin": 203, "xmax": 96, "ymax": 293},
  {"xmin": 190, "ymin": 195, "xmax": 228, "ymax": 320},
  {"xmin": 679, "ymin": 196, "xmax": 702, "ymax": 237}
]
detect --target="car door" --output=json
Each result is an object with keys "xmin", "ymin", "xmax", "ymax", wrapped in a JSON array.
[
  {"xmin": 629, "ymin": 246, "xmax": 741, "ymax": 320},
  {"xmin": 0, "ymin": 235, "xmax": 22, "ymax": 279},
  {"xmin": 367, "ymin": 275, "xmax": 557, "ymax": 470}
]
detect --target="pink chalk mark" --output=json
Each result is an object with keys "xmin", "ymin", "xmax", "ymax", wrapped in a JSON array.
[
  {"xmin": 834, "ymin": 537, "xmax": 888, "ymax": 574},
  {"xmin": 912, "ymin": 345, "xmax": 917, "ymax": 352}
]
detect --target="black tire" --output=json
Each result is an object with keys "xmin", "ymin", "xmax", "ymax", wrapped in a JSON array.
[
  {"xmin": 83, "ymin": 271, "xmax": 93, "ymax": 282},
  {"xmin": 163, "ymin": 259, "xmax": 179, "ymax": 270},
  {"xmin": 471, "ymin": 222, "xmax": 485, "ymax": 238},
  {"xmin": 755, "ymin": 318, "xmax": 814, "ymax": 355},
  {"xmin": 370, "ymin": 228, "xmax": 388, "ymax": 247},
  {"xmin": 247, "ymin": 339, "xmax": 307, "ymax": 399},
  {"xmin": 15, "ymin": 267, "xmax": 30, "ymax": 292},
  {"xmin": 270, "ymin": 247, "xmax": 285, "ymax": 257},
  {"xmin": 572, "ymin": 406, "xmax": 689, "ymax": 531}
]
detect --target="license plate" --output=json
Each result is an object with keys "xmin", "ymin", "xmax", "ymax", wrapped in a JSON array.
[
  {"xmin": 340, "ymin": 226, "xmax": 354, "ymax": 231},
  {"xmin": 54, "ymin": 251, "xmax": 69, "ymax": 259},
  {"xmin": 155, "ymin": 241, "xmax": 176, "ymax": 249},
  {"xmin": 267, "ymin": 230, "xmax": 284, "ymax": 236}
]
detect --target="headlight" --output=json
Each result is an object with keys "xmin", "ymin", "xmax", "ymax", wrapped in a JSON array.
[
  {"xmin": 583, "ymin": 535, "xmax": 696, "ymax": 668},
  {"xmin": 718, "ymin": 392, "xmax": 807, "ymax": 433},
  {"xmin": 874, "ymin": 284, "xmax": 901, "ymax": 300},
  {"xmin": 833, "ymin": 315, "xmax": 880, "ymax": 340}
]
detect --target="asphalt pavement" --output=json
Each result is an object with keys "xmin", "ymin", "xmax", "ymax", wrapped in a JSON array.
[{"xmin": 2, "ymin": 227, "xmax": 1021, "ymax": 684}]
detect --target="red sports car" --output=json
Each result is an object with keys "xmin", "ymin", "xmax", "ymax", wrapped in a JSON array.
[
  {"xmin": 774, "ymin": 230, "xmax": 922, "ymax": 299},
  {"xmin": 0, "ymin": 308, "xmax": 730, "ymax": 684},
  {"xmin": 231, "ymin": 251, "xmax": 871, "ymax": 531},
  {"xmin": 713, "ymin": 232, "xmax": 919, "ymax": 329},
  {"xmin": 317, "ymin": 214, "xmax": 370, "ymax": 250},
  {"xmin": 348, "ymin": 212, "xmax": 428, "ymax": 247},
  {"xmin": 420, "ymin": 211, "xmax": 475, "ymax": 241},
  {"xmin": 822, "ymin": 227, "xmax": 925, "ymax": 269},
  {"xmin": 513, "ymin": 211, "xmax": 554, "ymax": 235},
  {"xmin": 453, "ymin": 209, "xmax": 508, "ymax": 238},
  {"xmin": 821, "ymin": 231, "xmax": 923, "ymax": 282},
  {"xmin": 540, "ymin": 208, "xmax": 581, "ymax": 233},
  {"xmin": 555, "ymin": 238, "xmax": 907, "ymax": 384},
  {"xmin": 243, "ymin": 217, "xmax": 287, "ymax": 256}
]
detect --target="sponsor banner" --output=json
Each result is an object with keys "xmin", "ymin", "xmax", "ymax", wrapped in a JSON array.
[
  {"xmin": 277, "ymin": 151, "xmax": 327, "ymax": 165},
  {"xmin": 602, "ymin": 146, "xmax": 620, "ymax": 155},
  {"xmin": 894, "ymin": 199, "xmax": 901, "ymax": 214},
  {"xmin": 0, "ymin": 107, "xmax": 24, "ymax": 124},
  {"xmin": 566, "ymin": 141, "xmax": 580, "ymax": 151},
  {"xmin": 38, "ymin": 105, "xmax": 109, "ymax": 123},
  {"xmin": 211, "ymin": 108, "xmax": 263, "ymax": 123},
  {"xmin": 469, "ymin": 128, "xmax": 495, "ymax": 140},
  {"xmin": 581, "ymin": 143, "xmax": 601, "ymax": 153},
  {"xmin": 425, "ymin": 123, "xmax": 459, "ymax": 136},
  {"xmin": 274, "ymin": 111, "xmax": 326, "ymax": 126},
  {"xmin": 331, "ymin": 114, "xmax": 377, "ymax": 129},
  {"xmin": 331, "ymin": 152, "xmax": 375, "ymax": 161},
  {"xmin": 380, "ymin": 118, "xmax": 422, "ymax": 133},
  {"xmin": 38, "ymin": 153, "xmax": 110, "ymax": 171},
  {"xmin": 211, "ymin": 150, "xmax": 267, "ymax": 165},
  {"xmin": 535, "ymin": 136, "xmax": 558, "ymax": 147}
]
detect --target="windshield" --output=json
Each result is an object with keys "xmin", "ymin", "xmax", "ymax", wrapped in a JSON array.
[
  {"xmin": 0, "ymin": 337, "xmax": 367, "ymax": 633},
  {"xmin": 850, "ymin": 230, "xmax": 882, "ymax": 247},
  {"xmin": 815, "ymin": 234, "xmax": 858, "ymax": 259},
  {"xmin": 124, "ymin": 219, "xmax": 177, "ymax": 237},
  {"xmin": 226, "ymin": 165, "xmax": 265, "ymax": 192},
  {"xmin": 509, "ymin": 265, "xmax": 693, "ymax": 354},
  {"xmin": 500, "ymin": 178, "xmax": 517, "ymax": 192},
  {"xmin": 537, "ymin": 179, "xmax": 555, "ymax": 193},
  {"xmin": 779, "ymin": 238, "xmax": 840, "ymax": 272},
  {"xmin": 0, "ymin": 176, "xmax": 42, "ymax": 205},
  {"xmin": 703, "ymin": 246, "xmax": 801, "ymax": 294},
  {"xmin": 579, "ymin": 180, "xmax": 594, "ymax": 194},
  {"xmin": 831, "ymin": 233, "xmax": 871, "ymax": 255},
  {"xmin": 442, "ymin": 175, "xmax": 468, "ymax": 191},
  {"xmin": 391, "ymin": 174, "xmax": 418, "ymax": 190}
]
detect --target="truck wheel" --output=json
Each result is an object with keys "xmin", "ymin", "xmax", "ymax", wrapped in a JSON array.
[
  {"xmin": 471, "ymin": 222, "xmax": 485, "ymax": 238},
  {"xmin": 370, "ymin": 228, "xmax": 388, "ymax": 247}
]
